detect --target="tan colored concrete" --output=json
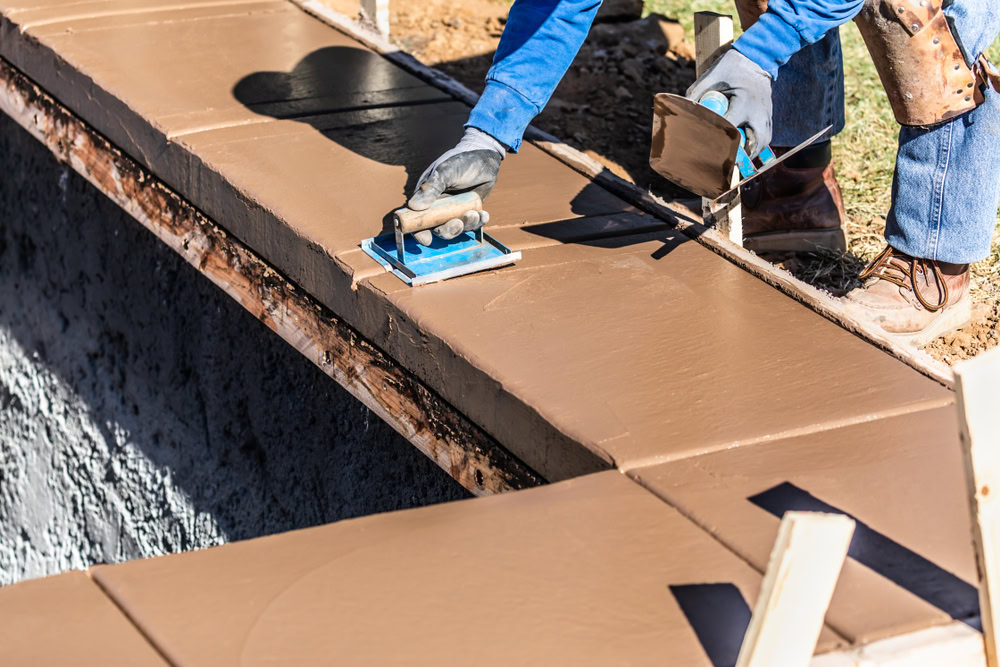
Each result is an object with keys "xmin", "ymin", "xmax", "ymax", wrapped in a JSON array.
[
  {"xmin": 0, "ymin": 570, "xmax": 166, "ymax": 665},
  {"xmin": 91, "ymin": 471, "xmax": 843, "ymax": 665},
  {"xmin": 360, "ymin": 232, "xmax": 953, "ymax": 480},
  {"xmin": 16, "ymin": 7, "xmax": 444, "ymax": 133},
  {"xmin": 177, "ymin": 102, "xmax": 631, "ymax": 257},
  {"xmin": 629, "ymin": 405, "xmax": 975, "ymax": 644}
]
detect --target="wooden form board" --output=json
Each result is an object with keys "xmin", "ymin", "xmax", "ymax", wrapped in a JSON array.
[
  {"xmin": 693, "ymin": 11, "xmax": 742, "ymax": 246},
  {"xmin": 737, "ymin": 512, "xmax": 854, "ymax": 667},
  {"xmin": 955, "ymin": 346, "xmax": 1000, "ymax": 666},
  {"xmin": 359, "ymin": 0, "xmax": 387, "ymax": 35}
]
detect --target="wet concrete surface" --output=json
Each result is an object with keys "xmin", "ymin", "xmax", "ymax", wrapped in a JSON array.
[{"xmin": 0, "ymin": 113, "xmax": 467, "ymax": 585}]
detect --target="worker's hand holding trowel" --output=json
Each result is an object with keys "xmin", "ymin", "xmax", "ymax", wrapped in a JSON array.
[
  {"xmin": 407, "ymin": 128, "xmax": 506, "ymax": 246},
  {"xmin": 686, "ymin": 48, "xmax": 773, "ymax": 158}
]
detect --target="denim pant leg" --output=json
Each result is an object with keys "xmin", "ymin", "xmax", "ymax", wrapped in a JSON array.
[
  {"xmin": 771, "ymin": 30, "xmax": 845, "ymax": 148},
  {"xmin": 884, "ymin": 1, "xmax": 1000, "ymax": 264}
]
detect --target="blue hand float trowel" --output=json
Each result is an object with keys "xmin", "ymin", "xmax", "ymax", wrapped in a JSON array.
[
  {"xmin": 361, "ymin": 191, "xmax": 521, "ymax": 287},
  {"xmin": 649, "ymin": 90, "xmax": 831, "ymax": 199}
]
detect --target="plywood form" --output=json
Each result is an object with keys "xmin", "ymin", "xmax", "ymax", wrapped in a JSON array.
[
  {"xmin": 628, "ymin": 405, "xmax": 979, "ymax": 645},
  {"xmin": 90, "ymin": 471, "xmax": 843, "ymax": 665},
  {"xmin": 359, "ymin": 233, "xmax": 953, "ymax": 480},
  {"xmin": 0, "ymin": 570, "xmax": 166, "ymax": 665}
]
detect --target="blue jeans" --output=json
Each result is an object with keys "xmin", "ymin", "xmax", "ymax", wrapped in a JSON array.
[{"xmin": 772, "ymin": 1, "xmax": 1000, "ymax": 263}]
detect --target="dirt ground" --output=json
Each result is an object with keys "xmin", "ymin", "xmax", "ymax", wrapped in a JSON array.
[{"xmin": 326, "ymin": 0, "xmax": 999, "ymax": 364}]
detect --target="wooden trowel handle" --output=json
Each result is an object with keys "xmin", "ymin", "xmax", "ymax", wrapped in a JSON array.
[{"xmin": 393, "ymin": 192, "xmax": 483, "ymax": 234}]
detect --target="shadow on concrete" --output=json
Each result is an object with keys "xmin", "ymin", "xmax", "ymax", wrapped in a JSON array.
[
  {"xmin": 0, "ymin": 113, "xmax": 469, "ymax": 580},
  {"xmin": 670, "ymin": 583, "xmax": 752, "ymax": 666},
  {"xmin": 232, "ymin": 46, "xmax": 661, "ymax": 239}
]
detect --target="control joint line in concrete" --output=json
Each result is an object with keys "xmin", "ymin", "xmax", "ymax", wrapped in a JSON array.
[
  {"xmin": 620, "ymin": 394, "xmax": 957, "ymax": 472},
  {"xmin": 295, "ymin": 0, "xmax": 955, "ymax": 390},
  {"xmin": 167, "ymin": 95, "xmax": 452, "ymax": 141},
  {"xmin": 87, "ymin": 570, "xmax": 178, "ymax": 667},
  {"xmin": 13, "ymin": 0, "xmax": 273, "ymax": 29},
  {"xmin": 0, "ymin": 56, "xmax": 544, "ymax": 497}
]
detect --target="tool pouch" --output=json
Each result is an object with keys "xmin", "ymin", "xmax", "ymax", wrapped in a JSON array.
[
  {"xmin": 733, "ymin": 0, "xmax": 768, "ymax": 31},
  {"xmin": 855, "ymin": 0, "xmax": 992, "ymax": 126},
  {"xmin": 732, "ymin": 0, "xmax": 997, "ymax": 126}
]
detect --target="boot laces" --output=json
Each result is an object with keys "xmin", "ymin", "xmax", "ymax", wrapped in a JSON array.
[{"xmin": 858, "ymin": 245, "xmax": 948, "ymax": 312}]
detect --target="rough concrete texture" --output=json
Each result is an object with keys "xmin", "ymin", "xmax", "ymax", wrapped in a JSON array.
[{"xmin": 0, "ymin": 113, "xmax": 468, "ymax": 586}]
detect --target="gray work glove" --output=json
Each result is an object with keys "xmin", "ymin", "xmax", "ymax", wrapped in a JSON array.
[
  {"xmin": 686, "ymin": 48, "xmax": 773, "ymax": 158},
  {"xmin": 407, "ymin": 127, "xmax": 505, "ymax": 246}
]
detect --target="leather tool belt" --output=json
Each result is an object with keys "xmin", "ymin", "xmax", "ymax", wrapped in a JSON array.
[{"xmin": 733, "ymin": 0, "xmax": 999, "ymax": 126}]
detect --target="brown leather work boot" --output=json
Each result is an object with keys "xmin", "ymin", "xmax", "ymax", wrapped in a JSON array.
[
  {"xmin": 844, "ymin": 244, "xmax": 972, "ymax": 346},
  {"xmin": 741, "ymin": 143, "xmax": 847, "ymax": 254}
]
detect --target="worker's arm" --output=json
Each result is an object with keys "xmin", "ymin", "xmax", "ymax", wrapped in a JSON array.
[
  {"xmin": 734, "ymin": 0, "xmax": 864, "ymax": 78},
  {"xmin": 689, "ymin": 0, "xmax": 864, "ymax": 156},
  {"xmin": 406, "ymin": 0, "xmax": 601, "ymax": 243},
  {"xmin": 466, "ymin": 0, "xmax": 603, "ymax": 153}
]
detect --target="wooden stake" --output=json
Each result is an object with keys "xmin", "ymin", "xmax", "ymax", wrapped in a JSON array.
[
  {"xmin": 360, "ymin": 0, "xmax": 388, "ymax": 36},
  {"xmin": 693, "ymin": 11, "xmax": 742, "ymax": 246},
  {"xmin": 955, "ymin": 346, "xmax": 1000, "ymax": 667},
  {"xmin": 736, "ymin": 511, "xmax": 855, "ymax": 667}
]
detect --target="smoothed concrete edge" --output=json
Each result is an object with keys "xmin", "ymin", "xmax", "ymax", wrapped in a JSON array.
[{"xmin": 0, "ymin": 56, "xmax": 544, "ymax": 497}]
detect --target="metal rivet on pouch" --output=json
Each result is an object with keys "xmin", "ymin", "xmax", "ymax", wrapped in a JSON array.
[
  {"xmin": 965, "ymin": 95, "xmax": 972, "ymax": 101},
  {"xmin": 898, "ymin": 6, "xmax": 905, "ymax": 12},
  {"xmin": 933, "ymin": 37, "xmax": 940, "ymax": 44}
]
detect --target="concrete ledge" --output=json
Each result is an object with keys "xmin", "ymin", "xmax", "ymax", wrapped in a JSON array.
[{"xmin": 0, "ymin": 56, "xmax": 543, "ymax": 496}]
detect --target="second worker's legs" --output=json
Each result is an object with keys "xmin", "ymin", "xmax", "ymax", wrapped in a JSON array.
[{"xmin": 845, "ymin": 0, "xmax": 1000, "ymax": 344}]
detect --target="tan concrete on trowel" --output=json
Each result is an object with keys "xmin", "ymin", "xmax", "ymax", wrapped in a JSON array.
[
  {"xmin": 89, "ymin": 472, "xmax": 842, "ymax": 665},
  {"xmin": 360, "ymin": 231, "xmax": 953, "ymax": 480},
  {"xmin": 629, "ymin": 405, "xmax": 978, "ymax": 645},
  {"xmin": 0, "ymin": 570, "xmax": 166, "ymax": 665}
]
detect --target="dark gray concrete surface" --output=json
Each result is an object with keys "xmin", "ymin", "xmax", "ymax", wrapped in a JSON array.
[{"xmin": 0, "ymin": 113, "xmax": 468, "ymax": 585}]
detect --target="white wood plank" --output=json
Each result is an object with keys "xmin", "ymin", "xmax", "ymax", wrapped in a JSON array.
[
  {"xmin": 955, "ymin": 346, "xmax": 1000, "ymax": 667},
  {"xmin": 693, "ymin": 11, "xmax": 742, "ymax": 245},
  {"xmin": 811, "ymin": 620, "xmax": 986, "ymax": 666},
  {"xmin": 736, "ymin": 511, "xmax": 855, "ymax": 667},
  {"xmin": 360, "ymin": 0, "xmax": 388, "ymax": 36},
  {"xmin": 694, "ymin": 11, "xmax": 733, "ymax": 76}
]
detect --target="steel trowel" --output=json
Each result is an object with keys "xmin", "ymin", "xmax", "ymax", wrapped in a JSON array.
[{"xmin": 649, "ymin": 91, "xmax": 831, "ymax": 200}]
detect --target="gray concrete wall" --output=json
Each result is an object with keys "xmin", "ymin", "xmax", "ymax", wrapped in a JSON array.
[{"xmin": 0, "ymin": 113, "xmax": 468, "ymax": 585}]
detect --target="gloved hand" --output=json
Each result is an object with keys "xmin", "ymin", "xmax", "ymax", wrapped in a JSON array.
[
  {"xmin": 686, "ymin": 48, "xmax": 773, "ymax": 158},
  {"xmin": 407, "ymin": 127, "xmax": 505, "ymax": 246}
]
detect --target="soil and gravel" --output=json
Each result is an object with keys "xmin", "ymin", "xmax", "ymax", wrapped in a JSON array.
[{"xmin": 326, "ymin": 0, "xmax": 999, "ymax": 364}]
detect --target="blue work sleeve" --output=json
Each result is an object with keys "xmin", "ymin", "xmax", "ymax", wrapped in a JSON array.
[
  {"xmin": 734, "ymin": 0, "xmax": 864, "ymax": 79},
  {"xmin": 466, "ymin": 0, "xmax": 603, "ymax": 152}
]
